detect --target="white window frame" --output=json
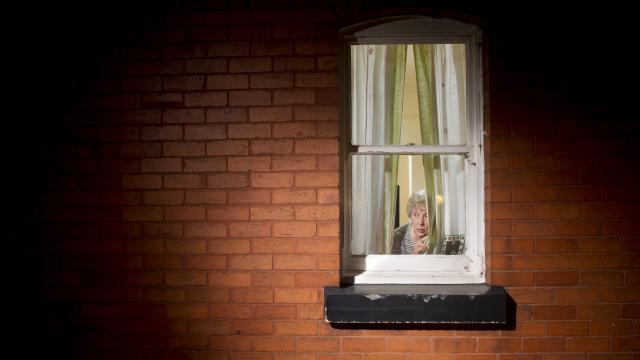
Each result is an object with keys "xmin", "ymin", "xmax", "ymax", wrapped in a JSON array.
[{"xmin": 339, "ymin": 16, "xmax": 485, "ymax": 284}]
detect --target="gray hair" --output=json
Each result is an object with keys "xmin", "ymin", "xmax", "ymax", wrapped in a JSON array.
[{"xmin": 406, "ymin": 190, "xmax": 427, "ymax": 217}]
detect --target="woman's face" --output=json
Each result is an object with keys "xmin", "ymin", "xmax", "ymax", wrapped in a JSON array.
[{"xmin": 410, "ymin": 206, "xmax": 428, "ymax": 238}]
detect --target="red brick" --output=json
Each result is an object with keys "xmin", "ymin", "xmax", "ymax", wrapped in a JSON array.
[
  {"xmin": 228, "ymin": 123, "xmax": 271, "ymax": 139},
  {"xmin": 144, "ymin": 190, "xmax": 184, "ymax": 205},
  {"xmin": 184, "ymin": 124, "xmax": 226, "ymax": 140},
  {"xmin": 342, "ymin": 337, "xmax": 386, "ymax": 352},
  {"xmin": 208, "ymin": 272, "xmax": 252, "ymax": 287},
  {"xmin": 293, "ymin": 105, "xmax": 338, "ymax": 121},
  {"xmin": 273, "ymin": 221, "xmax": 316, "ymax": 237},
  {"xmin": 297, "ymin": 337, "xmax": 339, "ymax": 352},
  {"xmin": 295, "ymin": 73, "xmax": 337, "ymax": 88},
  {"xmin": 490, "ymin": 137, "xmax": 534, "ymax": 153},
  {"xmin": 229, "ymin": 90, "xmax": 271, "ymax": 106},
  {"xmin": 230, "ymin": 286, "xmax": 274, "ymax": 303},
  {"xmin": 165, "ymin": 272, "xmax": 207, "ymax": 286},
  {"xmin": 252, "ymin": 140, "xmax": 293, "ymax": 155},
  {"xmin": 141, "ymin": 158, "xmax": 182, "ymax": 173},
  {"xmin": 252, "ymin": 41, "xmax": 293, "ymax": 56},
  {"xmin": 122, "ymin": 206, "xmax": 163, "ymax": 221},
  {"xmin": 491, "ymin": 204, "xmax": 535, "ymax": 219},
  {"xmin": 273, "ymin": 122, "xmax": 316, "ymax": 137},
  {"xmin": 164, "ymin": 206, "xmax": 205, "ymax": 220},
  {"xmin": 184, "ymin": 255, "xmax": 227, "ymax": 270},
  {"xmin": 184, "ymin": 221, "xmax": 227, "ymax": 238},
  {"xmin": 185, "ymin": 190, "xmax": 226, "ymax": 205},
  {"xmin": 185, "ymin": 58, "xmax": 227, "ymax": 73},
  {"xmin": 275, "ymin": 321, "xmax": 317, "ymax": 335},
  {"xmin": 164, "ymin": 109, "xmax": 205, "ymax": 124},
  {"xmin": 206, "ymin": 74, "xmax": 248, "ymax": 89},
  {"xmin": 578, "ymin": 304, "xmax": 624, "ymax": 319},
  {"xmin": 122, "ymin": 174, "xmax": 162, "ymax": 189},
  {"xmin": 512, "ymin": 221, "xmax": 557, "ymax": 236},
  {"xmin": 187, "ymin": 320, "xmax": 229, "ymax": 335},
  {"xmin": 274, "ymin": 255, "xmax": 316, "ymax": 270},
  {"xmin": 228, "ymin": 156, "xmax": 271, "ymax": 171},
  {"xmin": 295, "ymin": 172, "xmax": 338, "ymax": 187},
  {"xmin": 295, "ymin": 271, "xmax": 338, "ymax": 286},
  {"xmin": 164, "ymin": 75, "xmax": 205, "ymax": 90},
  {"xmin": 163, "ymin": 141, "xmax": 206, "ymax": 156},
  {"xmin": 208, "ymin": 140, "xmax": 249, "ymax": 156},
  {"xmin": 166, "ymin": 304, "xmax": 209, "ymax": 319},
  {"xmin": 295, "ymin": 205, "xmax": 338, "ymax": 220},
  {"xmin": 207, "ymin": 174, "xmax": 249, "ymax": 188},
  {"xmin": 230, "ymin": 320, "xmax": 274, "ymax": 335},
  {"xmin": 211, "ymin": 336, "xmax": 252, "ymax": 351},
  {"xmin": 252, "ymin": 272, "xmax": 296, "ymax": 287},
  {"xmin": 253, "ymin": 305, "xmax": 296, "ymax": 320},
  {"xmin": 477, "ymin": 338, "xmax": 522, "ymax": 353},
  {"xmin": 208, "ymin": 239, "xmax": 251, "ymax": 254},
  {"xmin": 229, "ymin": 57, "xmax": 272, "ymax": 72},
  {"xmin": 251, "ymin": 73, "xmax": 294, "ymax": 88},
  {"xmin": 546, "ymin": 321, "xmax": 589, "ymax": 336},
  {"xmin": 491, "ymin": 238, "xmax": 534, "ymax": 254},
  {"xmin": 491, "ymin": 271, "xmax": 534, "ymax": 287},
  {"xmin": 590, "ymin": 320, "xmax": 634, "ymax": 335},
  {"xmin": 491, "ymin": 187, "xmax": 511, "ymax": 203},
  {"xmin": 209, "ymin": 304, "xmax": 251, "ymax": 319},
  {"xmin": 185, "ymin": 91, "xmax": 227, "ymax": 106},
  {"xmin": 535, "ymin": 204, "xmax": 580, "ymax": 219},
  {"xmin": 559, "ymin": 186, "xmax": 602, "ymax": 201},
  {"xmin": 206, "ymin": 108, "xmax": 248, "ymax": 123},
  {"xmin": 228, "ymin": 255, "xmax": 273, "ymax": 270},
  {"xmin": 559, "ymin": 220, "xmax": 602, "ymax": 236},
  {"xmin": 566, "ymin": 337, "xmax": 610, "ymax": 352},
  {"xmin": 252, "ymin": 336, "xmax": 296, "ymax": 352},
  {"xmin": 273, "ymin": 189, "xmax": 316, "ymax": 204},
  {"xmin": 184, "ymin": 158, "xmax": 226, "ymax": 172},
  {"xmin": 273, "ymin": 57, "xmax": 316, "ymax": 72},
  {"xmin": 251, "ymin": 206, "xmax": 295, "ymax": 220},
  {"xmin": 532, "ymin": 305, "xmax": 576, "ymax": 320},
  {"xmin": 523, "ymin": 337, "xmax": 565, "ymax": 353},
  {"xmin": 251, "ymin": 172, "xmax": 293, "ymax": 188},
  {"xmin": 228, "ymin": 222, "xmax": 271, "ymax": 237},
  {"xmin": 251, "ymin": 238, "xmax": 295, "ymax": 253},
  {"xmin": 580, "ymin": 271, "xmax": 624, "ymax": 286},
  {"xmin": 227, "ymin": 190, "xmax": 271, "ymax": 204},
  {"xmin": 274, "ymin": 288, "xmax": 317, "ymax": 303},
  {"xmin": 508, "ymin": 288, "xmax": 554, "ymax": 304},
  {"xmin": 536, "ymin": 271, "xmax": 579, "ymax": 286},
  {"xmin": 386, "ymin": 337, "xmax": 432, "ymax": 352},
  {"xmin": 535, "ymin": 238, "xmax": 579, "ymax": 253},
  {"xmin": 163, "ymin": 175, "xmax": 203, "ymax": 189},
  {"xmin": 273, "ymin": 90, "xmax": 315, "ymax": 105},
  {"xmin": 165, "ymin": 239, "xmax": 206, "ymax": 253},
  {"xmin": 205, "ymin": 205, "xmax": 250, "ymax": 221},
  {"xmin": 120, "ymin": 143, "xmax": 162, "ymax": 157},
  {"xmin": 295, "ymin": 139, "xmax": 338, "ymax": 154}
]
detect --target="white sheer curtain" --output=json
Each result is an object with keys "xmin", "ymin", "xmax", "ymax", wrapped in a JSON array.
[
  {"xmin": 434, "ymin": 44, "xmax": 467, "ymax": 242},
  {"xmin": 350, "ymin": 45, "xmax": 405, "ymax": 255},
  {"xmin": 351, "ymin": 45, "xmax": 387, "ymax": 255}
]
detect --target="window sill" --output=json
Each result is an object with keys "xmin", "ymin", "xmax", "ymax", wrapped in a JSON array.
[{"xmin": 324, "ymin": 284, "xmax": 509, "ymax": 326}]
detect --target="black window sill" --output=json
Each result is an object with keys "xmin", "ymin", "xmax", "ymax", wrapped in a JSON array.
[{"xmin": 324, "ymin": 284, "xmax": 511, "ymax": 328}]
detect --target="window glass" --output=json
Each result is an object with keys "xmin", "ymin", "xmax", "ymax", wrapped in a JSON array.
[
  {"xmin": 350, "ymin": 44, "xmax": 468, "ymax": 146},
  {"xmin": 350, "ymin": 154, "xmax": 466, "ymax": 255}
]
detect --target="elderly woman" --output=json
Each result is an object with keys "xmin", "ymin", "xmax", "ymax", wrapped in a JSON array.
[{"xmin": 391, "ymin": 190, "xmax": 430, "ymax": 254}]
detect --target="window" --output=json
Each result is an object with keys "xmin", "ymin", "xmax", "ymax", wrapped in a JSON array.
[{"xmin": 340, "ymin": 16, "xmax": 485, "ymax": 284}]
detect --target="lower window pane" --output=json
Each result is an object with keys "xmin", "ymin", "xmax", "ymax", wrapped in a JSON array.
[{"xmin": 350, "ymin": 154, "xmax": 466, "ymax": 255}]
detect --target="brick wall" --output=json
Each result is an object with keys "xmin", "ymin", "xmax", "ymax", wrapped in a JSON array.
[{"xmin": 8, "ymin": 1, "xmax": 639, "ymax": 359}]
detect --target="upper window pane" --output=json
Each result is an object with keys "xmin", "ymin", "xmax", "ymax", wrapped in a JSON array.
[{"xmin": 351, "ymin": 44, "xmax": 468, "ymax": 146}]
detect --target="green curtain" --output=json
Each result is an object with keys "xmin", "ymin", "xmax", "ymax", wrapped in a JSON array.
[
  {"xmin": 383, "ymin": 45, "xmax": 406, "ymax": 254},
  {"xmin": 413, "ymin": 44, "xmax": 443, "ymax": 254}
]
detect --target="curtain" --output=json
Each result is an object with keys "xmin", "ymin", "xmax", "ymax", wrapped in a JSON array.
[
  {"xmin": 414, "ymin": 44, "xmax": 467, "ymax": 254},
  {"xmin": 351, "ymin": 44, "xmax": 406, "ymax": 255},
  {"xmin": 413, "ymin": 44, "xmax": 442, "ymax": 253}
]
